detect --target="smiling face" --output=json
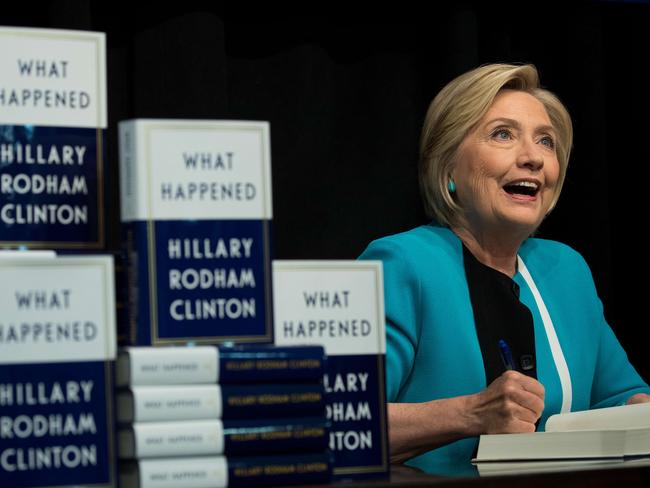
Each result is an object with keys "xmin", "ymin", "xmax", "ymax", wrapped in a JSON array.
[{"xmin": 451, "ymin": 89, "xmax": 560, "ymax": 240}]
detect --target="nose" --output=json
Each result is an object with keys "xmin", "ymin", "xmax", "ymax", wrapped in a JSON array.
[{"xmin": 516, "ymin": 138, "xmax": 544, "ymax": 171}]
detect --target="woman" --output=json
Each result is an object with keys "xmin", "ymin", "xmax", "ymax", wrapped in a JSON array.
[{"xmin": 359, "ymin": 64, "xmax": 650, "ymax": 474}]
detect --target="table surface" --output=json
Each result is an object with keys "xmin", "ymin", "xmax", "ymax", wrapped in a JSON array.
[{"xmin": 297, "ymin": 459, "xmax": 650, "ymax": 487}]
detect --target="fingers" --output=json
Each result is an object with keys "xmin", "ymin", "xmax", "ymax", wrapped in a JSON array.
[
  {"xmin": 497, "ymin": 373, "xmax": 545, "ymax": 419},
  {"xmin": 503, "ymin": 370, "xmax": 545, "ymax": 399},
  {"xmin": 474, "ymin": 371, "xmax": 546, "ymax": 434},
  {"xmin": 498, "ymin": 417, "xmax": 538, "ymax": 434},
  {"xmin": 501, "ymin": 397, "xmax": 540, "ymax": 424},
  {"xmin": 627, "ymin": 393, "xmax": 650, "ymax": 405}
]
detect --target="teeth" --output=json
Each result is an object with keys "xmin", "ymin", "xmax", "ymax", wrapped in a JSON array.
[{"xmin": 509, "ymin": 181, "xmax": 539, "ymax": 190}]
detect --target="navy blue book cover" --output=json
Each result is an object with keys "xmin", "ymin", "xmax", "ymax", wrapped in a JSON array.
[
  {"xmin": 0, "ymin": 126, "xmax": 104, "ymax": 248},
  {"xmin": 0, "ymin": 254, "xmax": 117, "ymax": 487},
  {"xmin": 323, "ymin": 354, "xmax": 388, "ymax": 478},
  {"xmin": 0, "ymin": 27, "xmax": 107, "ymax": 250},
  {"xmin": 122, "ymin": 219, "xmax": 272, "ymax": 345},
  {"xmin": 119, "ymin": 120, "xmax": 273, "ymax": 345},
  {"xmin": 0, "ymin": 362, "xmax": 115, "ymax": 487}
]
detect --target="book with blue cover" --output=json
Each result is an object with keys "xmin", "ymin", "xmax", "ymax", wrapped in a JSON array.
[
  {"xmin": 116, "ymin": 344, "xmax": 326, "ymax": 386},
  {"xmin": 0, "ymin": 27, "xmax": 107, "ymax": 249},
  {"xmin": 272, "ymin": 260, "xmax": 389, "ymax": 480},
  {"xmin": 118, "ymin": 417, "xmax": 329, "ymax": 458},
  {"xmin": 119, "ymin": 119, "xmax": 273, "ymax": 345},
  {"xmin": 117, "ymin": 383, "xmax": 326, "ymax": 423},
  {"xmin": 0, "ymin": 253, "xmax": 117, "ymax": 487},
  {"xmin": 120, "ymin": 452, "xmax": 332, "ymax": 488}
]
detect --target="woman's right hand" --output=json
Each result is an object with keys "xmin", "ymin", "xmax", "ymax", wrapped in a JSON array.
[
  {"xmin": 463, "ymin": 370, "xmax": 545, "ymax": 435},
  {"xmin": 387, "ymin": 370, "xmax": 545, "ymax": 463}
]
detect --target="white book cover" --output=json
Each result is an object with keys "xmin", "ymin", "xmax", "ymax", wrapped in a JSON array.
[{"xmin": 0, "ymin": 26, "xmax": 107, "ymax": 128}]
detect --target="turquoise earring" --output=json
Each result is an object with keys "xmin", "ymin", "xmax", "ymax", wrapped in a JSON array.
[{"xmin": 448, "ymin": 179, "xmax": 456, "ymax": 193}]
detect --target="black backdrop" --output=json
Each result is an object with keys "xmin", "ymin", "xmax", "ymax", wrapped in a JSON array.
[{"xmin": 3, "ymin": 1, "xmax": 649, "ymax": 382}]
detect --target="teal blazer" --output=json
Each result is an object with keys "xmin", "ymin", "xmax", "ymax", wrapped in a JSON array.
[{"xmin": 359, "ymin": 224, "xmax": 650, "ymax": 474}]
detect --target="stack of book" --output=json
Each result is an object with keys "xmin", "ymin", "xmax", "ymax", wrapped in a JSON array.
[
  {"xmin": 116, "ymin": 344, "xmax": 333, "ymax": 487},
  {"xmin": 1, "ymin": 26, "xmax": 119, "ymax": 488}
]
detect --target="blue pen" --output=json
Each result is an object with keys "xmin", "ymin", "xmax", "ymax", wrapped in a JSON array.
[{"xmin": 498, "ymin": 339, "xmax": 515, "ymax": 371}]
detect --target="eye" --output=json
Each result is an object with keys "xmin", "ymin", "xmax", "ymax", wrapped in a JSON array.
[
  {"xmin": 539, "ymin": 135, "xmax": 556, "ymax": 149},
  {"xmin": 492, "ymin": 128, "xmax": 512, "ymax": 141}
]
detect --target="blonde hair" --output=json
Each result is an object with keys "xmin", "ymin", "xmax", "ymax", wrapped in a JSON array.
[{"xmin": 419, "ymin": 63, "xmax": 573, "ymax": 227}]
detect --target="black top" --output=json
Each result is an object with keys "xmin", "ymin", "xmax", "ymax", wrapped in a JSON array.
[{"xmin": 462, "ymin": 245, "xmax": 537, "ymax": 385}]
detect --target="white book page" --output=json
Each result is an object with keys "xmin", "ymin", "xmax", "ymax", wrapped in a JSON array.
[{"xmin": 546, "ymin": 403, "xmax": 650, "ymax": 432}]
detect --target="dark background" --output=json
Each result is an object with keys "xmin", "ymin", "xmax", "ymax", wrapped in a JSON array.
[{"xmin": 3, "ymin": 1, "xmax": 648, "ymax": 382}]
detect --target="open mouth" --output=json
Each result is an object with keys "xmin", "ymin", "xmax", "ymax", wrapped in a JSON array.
[{"xmin": 503, "ymin": 181, "xmax": 540, "ymax": 198}]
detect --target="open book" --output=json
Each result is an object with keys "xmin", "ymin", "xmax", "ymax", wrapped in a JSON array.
[{"xmin": 474, "ymin": 402, "xmax": 650, "ymax": 463}]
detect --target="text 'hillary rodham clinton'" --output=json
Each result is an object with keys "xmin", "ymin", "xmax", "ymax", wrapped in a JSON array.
[{"xmin": 0, "ymin": 143, "xmax": 90, "ymax": 226}]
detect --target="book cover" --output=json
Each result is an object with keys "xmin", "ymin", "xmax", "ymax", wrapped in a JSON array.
[
  {"xmin": 117, "ymin": 383, "xmax": 325, "ymax": 423},
  {"xmin": 118, "ymin": 417, "xmax": 328, "ymax": 458},
  {"xmin": 119, "ymin": 119, "xmax": 273, "ymax": 345},
  {"xmin": 0, "ymin": 254, "xmax": 117, "ymax": 487},
  {"xmin": 272, "ymin": 260, "xmax": 389, "ymax": 480},
  {"xmin": 120, "ymin": 452, "xmax": 332, "ymax": 488},
  {"xmin": 0, "ymin": 27, "xmax": 107, "ymax": 249},
  {"xmin": 116, "ymin": 344, "xmax": 326, "ymax": 386}
]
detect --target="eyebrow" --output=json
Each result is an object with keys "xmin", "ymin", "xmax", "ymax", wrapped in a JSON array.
[{"xmin": 486, "ymin": 117, "xmax": 556, "ymax": 135}]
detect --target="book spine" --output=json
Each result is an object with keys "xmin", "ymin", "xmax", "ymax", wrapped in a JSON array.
[
  {"xmin": 222, "ymin": 417, "xmax": 328, "ymax": 455},
  {"xmin": 218, "ymin": 345, "xmax": 326, "ymax": 383},
  {"xmin": 118, "ymin": 120, "xmax": 138, "ymax": 225},
  {"xmin": 116, "ymin": 345, "xmax": 326, "ymax": 386},
  {"xmin": 122, "ymin": 456, "xmax": 228, "ymax": 488},
  {"xmin": 118, "ymin": 385, "xmax": 221, "ymax": 423},
  {"xmin": 220, "ymin": 383, "xmax": 325, "ymax": 419},
  {"xmin": 117, "ymin": 347, "xmax": 218, "ymax": 387},
  {"xmin": 118, "ymin": 417, "xmax": 328, "ymax": 458},
  {"xmin": 122, "ymin": 453, "xmax": 332, "ymax": 488},
  {"xmin": 227, "ymin": 452, "xmax": 332, "ymax": 487},
  {"xmin": 118, "ymin": 221, "xmax": 148, "ymax": 345},
  {"xmin": 118, "ymin": 383, "xmax": 325, "ymax": 421}
]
